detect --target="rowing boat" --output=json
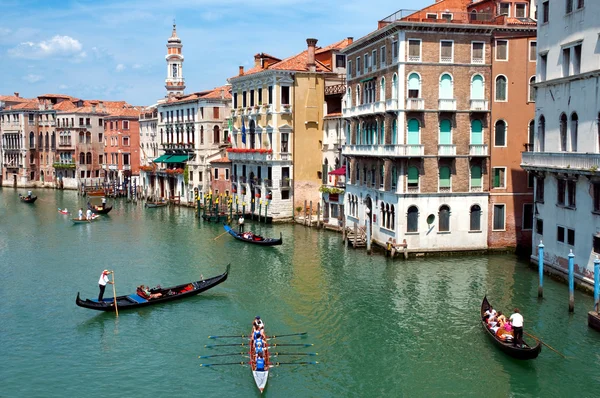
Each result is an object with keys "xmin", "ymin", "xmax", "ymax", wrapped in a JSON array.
[
  {"xmin": 19, "ymin": 194, "xmax": 37, "ymax": 204},
  {"xmin": 58, "ymin": 208, "xmax": 70, "ymax": 215},
  {"xmin": 480, "ymin": 296, "xmax": 541, "ymax": 360},
  {"xmin": 88, "ymin": 198, "xmax": 113, "ymax": 214},
  {"xmin": 250, "ymin": 326, "xmax": 270, "ymax": 393},
  {"xmin": 76, "ymin": 264, "xmax": 230, "ymax": 311},
  {"xmin": 224, "ymin": 225, "xmax": 282, "ymax": 246},
  {"xmin": 71, "ymin": 214, "xmax": 101, "ymax": 224},
  {"xmin": 145, "ymin": 200, "xmax": 168, "ymax": 208}
]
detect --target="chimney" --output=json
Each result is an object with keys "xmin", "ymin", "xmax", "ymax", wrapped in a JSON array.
[
  {"xmin": 347, "ymin": 37, "xmax": 353, "ymax": 45},
  {"xmin": 306, "ymin": 38, "xmax": 318, "ymax": 73},
  {"xmin": 239, "ymin": 66, "xmax": 244, "ymax": 76},
  {"xmin": 254, "ymin": 54, "xmax": 261, "ymax": 68},
  {"xmin": 220, "ymin": 88, "xmax": 225, "ymax": 99},
  {"xmin": 92, "ymin": 104, "xmax": 96, "ymax": 113},
  {"xmin": 14, "ymin": 92, "xmax": 19, "ymax": 98}
]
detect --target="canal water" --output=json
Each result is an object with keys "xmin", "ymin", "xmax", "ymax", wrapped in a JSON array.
[{"xmin": 0, "ymin": 188, "xmax": 599, "ymax": 397}]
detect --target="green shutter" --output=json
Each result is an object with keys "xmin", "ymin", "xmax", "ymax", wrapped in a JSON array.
[
  {"xmin": 439, "ymin": 119, "xmax": 452, "ymax": 145},
  {"xmin": 471, "ymin": 165, "xmax": 482, "ymax": 186},
  {"xmin": 494, "ymin": 168, "xmax": 500, "ymax": 187},
  {"xmin": 408, "ymin": 166, "xmax": 419, "ymax": 184},
  {"xmin": 471, "ymin": 120, "xmax": 482, "ymax": 145},
  {"xmin": 439, "ymin": 166, "xmax": 450, "ymax": 187},
  {"xmin": 407, "ymin": 119, "xmax": 420, "ymax": 145}
]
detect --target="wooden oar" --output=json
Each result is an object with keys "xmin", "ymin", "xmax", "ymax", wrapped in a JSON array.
[
  {"xmin": 208, "ymin": 334, "xmax": 251, "ymax": 339},
  {"xmin": 200, "ymin": 361, "xmax": 248, "ymax": 367},
  {"xmin": 270, "ymin": 352, "xmax": 318, "ymax": 357},
  {"xmin": 208, "ymin": 332, "xmax": 307, "ymax": 339},
  {"xmin": 205, "ymin": 343, "xmax": 313, "ymax": 348},
  {"xmin": 269, "ymin": 361, "xmax": 319, "ymax": 367},
  {"xmin": 111, "ymin": 271, "xmax": 118, "ymax": 317},
  {"xmin": 524, "ymin": 331, "xmax": 566, "ymax": 358},
  {"xmin": 213, "ymin": 230, "xmax": 230, "ymax": 241},
  {"xmin": 198, "ymin": 352, "xmax": 247, "ymax": 359},
  {"xmin": 267, "ymin": 332, "xmax": 307, "ymax": 339}
]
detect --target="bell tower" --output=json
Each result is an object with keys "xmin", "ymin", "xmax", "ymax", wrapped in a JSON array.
[{"xmin": 165, "ymin": 22, "xmax": 185, "ymax": 95}]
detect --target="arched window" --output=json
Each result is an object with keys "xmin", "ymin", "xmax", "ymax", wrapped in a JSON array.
[
  {"xmin": 439, "ymin": 166, "xmax": 451, "ymax": 192},
  {"xmin": 538, "ymin": 115, "xmax": 545, "ymax": 152},
  {"xmin": 347, "ymin": 87, "xmax": 352, "ymax": 108},
  {"xmin": 407, "ymin": 166, "xmax": 419, "ymax": 192},
  {"xmin": 200, "ymin": 126, "xmax": 204, "ymax": 145},
  {"xmin": 470, "ymin": 205, "xmax": 481, "ymax": 231},
  {"xmin": 407, "ymin": 118, "xmax": 420, "ymax": 146},
  {"xmin": 45, "ymin": 132, "xmax": 49, "ymax": 149},
  {"xmin": 528, "ymin": 120, "xmax": 535, "ymax": 151},
  {"xmin": 213, "ymin": 125, "xmax": 220, "ymax": 144},
  {"xmin": 470, "ymin": 119, "xmax": 483, "ymax": 145},
  {"xmin": 439, "ymin": 73, "xmax": 453, "ymax": 99},
  {"xmin": 495, "ymin": 75, "xmax": 507, "ymax": 101},
  {"xmin": 570, "ymin": 113, "xmax": 578, "ymax": 152},
  {"xmin": 390, "ymin": 205, "xmax": 395, "ymax": 230},
  {"xmin": 559, "ymin": 113, "xmax": 567, "ymax": 151},
  {"xmin": 392, "ymin": 74, "xmax": 398, "ymax": 100},
  {"xmin": 160, "ymin": 128, "xmax": 164, "ymax": 144},
  {"xmin": 494, "ymin": 120, "xmax": 506, "ymax": 146},
  {"xmin": 379, "ymin": 77, "xmax": 386, "ymax": 102},
  {"xmin": 356, "ymin": 123, "xmax": 361, "ymax": 145},
  {"xmin": 529, "ymin": 76, "xmax": 536, "ymax": 102},
  {"xmin": 356, "ymin": 85, "xmax": 361, "ymax": 105},
  {"xmin": 470, "ymin": 10, "xmax": 477, "ymax": 21},
  {"xmin": 380, "ymin": 202, "xmax": 386, "ymax": 229},
  {"xmin": 471, "ymin": 74, "xmax": 484, "ymax": 100},
  {"xmin": 191, "ymin": 126, "xmax": 195, "ymax": 144},
  {"xmin": 391, "ymin": 166, "xmax": 398, "ymax": 190},
  {"xmin": 86, "ymin": 152, "xmax": 92, "ymax": 164},
  {"xmin": 51, "ymin": 132, "xmax": 55, "ymax": 149},
  {"xmin": 79, "ymin": 152, "xmax": 85, "ymax": 165},
  {"xmin": 385, "ymin": 204, "xmax": 391, "ymax": 229},
  {"xmin": 439, "ymin": 205, "xmax": 450, "ymax": 232},
  {"xmin": 407, "ymin": 73, "xmax": 421, "ymax": 98},
  {"xmin": 392, "ymin": 119, "xmax": 397, "ymax": 144},
  {"xmin": 379, "ymin": 120, "xmax": 385, "ymax": 144},
  {"xmin": 439, "ymin": 119, "xmax": 452, "ymax": 145},
  {"xmin": 470, "ymin": 165, "xmax": 482, "ymax": 191},
  {"xmin": 29, "ymin": 131, "xmax": 35, "ymax": 149},
  {"xmin": 407, "ymin": 206, "xmax": 419, "ymax": 232}
]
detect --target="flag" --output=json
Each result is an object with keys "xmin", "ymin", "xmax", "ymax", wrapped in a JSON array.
[
  {"xmin": 227, "ymin": 118, "xmax": 232, "ymax": 142},
  {"xmin": 241, "ymin": 116, "xmax": 246, "ymax": 145}
]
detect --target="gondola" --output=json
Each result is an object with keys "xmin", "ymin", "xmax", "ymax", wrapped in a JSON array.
[
  {"xmin": 58, "ymin": 208, "xmax": 70, "ymax": 215},
  {"xmin": 76, "ymin": 264, "xmax": 230, "ymax": 311},
  {"xmin": 71, "ymin": 214, "xmax": 101, "ymax": 224},
  {"xmin": 87, "ymin": 202, "xmax": 113, "ymax": 214},
  {"xmin": 145, "ymin": 200, "xmax": 168, "ymax": 208},
  {"xmin": 224, "ymin": 225, "xmax": 282, "ymax": 246},
  {"xmin": 481, "ymin": 296, "xmax": 541, "ymax": 360},
  {"xmin": 19, "ymin": 194, "xmax": 37, "ymax": 203}
]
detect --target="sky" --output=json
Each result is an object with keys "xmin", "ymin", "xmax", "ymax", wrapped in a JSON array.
[{"xmin": 0, "ymin": 0, "xmax": 430, "ymax": 106}]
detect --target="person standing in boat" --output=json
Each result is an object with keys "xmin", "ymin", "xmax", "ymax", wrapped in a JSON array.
[
  {"xmin": 510, "ymin": 308, "xmax": 524, "ymax": 347},
  {"xmin": 238, "ymin": 215, "xmax": 245, "ymax": 233},
  {"xmin": 27, "ymin": 190, "xmax": 33, "ymax": 199},
  {"xmin": 98, "ymin": 270, "xmax": 113, "ymax": 302},
  {"xmin": 86, "ymin": 208, "xmax": 93, "ymax": 220},
  {"xmin": 78, "ymin": 208, "xmax": 84, "ymax": 220}
]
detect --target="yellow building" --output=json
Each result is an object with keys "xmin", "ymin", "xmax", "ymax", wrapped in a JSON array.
[{"xmin": 228, "ymin": 38, "xmax": 349, "ymax": 220}]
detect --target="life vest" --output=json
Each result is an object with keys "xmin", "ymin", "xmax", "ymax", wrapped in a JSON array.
[{"xmin": 256, "ymin": 357, "xmax": 265, "ymax": 371}]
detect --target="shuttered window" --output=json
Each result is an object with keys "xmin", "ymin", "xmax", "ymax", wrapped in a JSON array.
[
  {"xmin": 407, "ymin": 206, "xmax": 419, "ymax": 232},
  {"xmin": 439, "ymin": 166, "xmax": 451, "ymax": 188},
  {"xmin": 439, "ymin": 205, "xmax": 450, "ymax": 232},
  {"xmin": 470, "ymin": 205, "xmax": 481, "ymax": 231}
]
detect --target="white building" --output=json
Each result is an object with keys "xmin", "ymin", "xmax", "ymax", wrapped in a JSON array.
[
  {"xmin": 139, "ymin": 105, "xmax": 158, "ymax": 166},
  {"xmin": 521, "ymin": 0, "xmax": 599, "ymax": 285}
]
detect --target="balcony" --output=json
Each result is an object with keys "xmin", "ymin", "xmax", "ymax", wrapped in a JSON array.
[
  {"xmin": 123, "ymin": 165, "xmax": 131, "ymax": 171},
  {"xmin": 373, "ymin": 101, "xmax": 386, "ymax": 113},
  {"xmin": 53, "ymin": 162, "xmax": 75, "ymax": 169},
  {"xmin": 406, "ymin": 98, "xmax": 424, "ymax": 111},
  {"xmin": 470, "ymin": 186, "xmax": 483, "ymax": 193},
  {"xmin": 342, "ymin": 144, "xmax": 424, "ymax": 157},
  {"xmin": 280, "ymin": 178, "xmax": 292, "ymax": 188},
  {"xmin": 469, "ymin": 99, "xmax": 489, "ymax": 111},
  {"xmin": 438, "ymin": 144, "xmax": 456, "ymax": 156},
  {"xmin": 281, "ymin": 105, "xmax": 292, "ymax": 114},
  {"xmin": 469, "ymin": 144, "xmax": 488, "ymax": 156},
  {"xmin": 521, "ymin": 152, "xmax": 600, "ymax": 173},
  {"xmin": 40, "ymin": 120, "xmax": 56, "ymax": 127},
  {"xmin": 385, "ymin": 99, "xmax": 399, "ymax": 112},
  {"xmin": 108, "ymin": 164, "xmax": 118, "ymax": 170},
  {"xmin": 343, "ymin": 103, "xmax": 375, "ymax": 118},
  {"xmin": 438, "ymin": 99, "xmax": 457, "ymax": 111},
  {"xmin": 226, "ymin": 150, "xmax": 273, "ymax": 162}
]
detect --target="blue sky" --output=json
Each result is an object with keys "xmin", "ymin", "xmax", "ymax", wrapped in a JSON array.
[{"xmin": 0, "ymin": 0, "xmax": 429, "ymax": 105}]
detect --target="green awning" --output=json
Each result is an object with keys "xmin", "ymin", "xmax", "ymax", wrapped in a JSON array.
[
  {"xmin": 164, "ymin": 155, "xmax": 190, "ymax": 163},
  {"xmin": 153, "ymin": 154, "xmax": 171, "ymax": 163},
  {"xmin": 360, "ymin": 77, "xmax": 375, "ymax": 83}
]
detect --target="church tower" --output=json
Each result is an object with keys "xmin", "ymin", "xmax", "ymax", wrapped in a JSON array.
[{"xmin": 165, "ymin": 23, "xmax": 185, "ymax": 95}]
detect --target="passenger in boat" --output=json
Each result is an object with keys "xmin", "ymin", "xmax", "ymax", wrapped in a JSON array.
[
  {"xmin": 496, "ymin": 319, "xmax": 514, "ymax": 341},
  {"xmin": 491, "ymin": 312, "xmax": 505, "ymax": 334},
  {"xmin": 140, "ymin": 285, "xmax": 163, "ymax": 300},
  {"xmin": 98, "ymin": 270, "xmax": 114, "ymax": 302},
  {"xmin": 254, "ymin": 338, "xmax": 265, "ymax": 356},
  {"xmin": 255, "ymin": 351, "xmax": 266, "ymax": 371},
  {"xmin": 510, "ymin": 308, "xmax": 524, "ymax": 347},
  {"xmin": 254, "ymin": 316, "xmax": 265, "ymax": 330},
  {"xmin": 238, "ymin": 215, "xmax": 245, "ymax": 233},
  {"xmin": 86, "ymin": 208, "xmax": 93, "ymax": 220},
  {"xmin": 487, "ymin": 313, "xmax": 498, "ymax": 329},
  {"xmin": 243, "ymin": 232, "xmax": 254, "ymax": 240},
  {"xmin": 78, "ymin": 208, "xmax": 84, "ymax": 220},
  {"xmin": 484, "ymin": 306, "xmax": 497, "ymax": 319}
]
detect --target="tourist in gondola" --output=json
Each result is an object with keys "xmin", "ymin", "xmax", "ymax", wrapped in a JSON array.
[
  {"xmin": 510, "ymin": 308, "xmax": 524, "ymax": 348},
  {"xmin": 98, "ymin": 270, "xmax": 113, "ymax": 302}
]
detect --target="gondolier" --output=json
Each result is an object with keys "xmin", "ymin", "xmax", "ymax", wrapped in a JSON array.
[
  {"xmin": 510, "ymin": 308, "xmax": 524, "ymax": 348},
  {"xmin": 238, "ymin": 215, "xmax": 245, "ymax": 233},
  {"xmin": 98, "ymin": 270, "xmax": 113, "ymax": 302}
]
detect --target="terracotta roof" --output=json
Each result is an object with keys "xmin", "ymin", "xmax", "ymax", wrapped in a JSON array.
[
  {"xmin": 324, "ymin": 112, "xmax": 343, "ymax": 118},
  {"xmin": 10, "ymin": 100, "xmax": 40, "ymax": 110},
  {"xmin": 200, "ymin": 85, "xmax": 232, "ymax": 100},
  {"xmin": 105, "ymin": 107, "xmax": 141, "ymax": 118},
  {"xmin": 505, "ymin": 17, "xmax": 537, "ymax": 26},
  {"xmin": 0, "ymin": 95, "xmax": 30, "ymax": 103},
  {"xmin": 53, "ymin": 101, "xmax": 77, "ymax": 111},
  {"xmin": 38, "ymin": 93, "xmax": 76, "ymax": 99},
  {"xmin": 316, "ymin": 38, "xmax": 353, "ymax": 54},
  {"xmin": 210, "ymin": 156, "xmax": 231, "ymax": 164}
]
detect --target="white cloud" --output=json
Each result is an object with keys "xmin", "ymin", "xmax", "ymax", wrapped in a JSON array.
[
  {"xmin": 116, "ymin": 64, "xmax": 126, "ymax": 72},
  {"xmin": 132, "ymin": 63, "xmax": 143, "ymax": 69},
  {"xmin": 8, "ymin": 35, "xmax": 85, "ymax": 59},
  {"xmin": 58, "ymin": 84, "xmax": 69, "ymax": 90},
  {"xmin": 23, "ymin": 74, "xmax": 43, "ymax": 83}
]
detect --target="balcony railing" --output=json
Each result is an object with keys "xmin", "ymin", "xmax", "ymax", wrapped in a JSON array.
[
  {"xmin": 470, "ymin": 186, "xmax": 483, "ymax": 192},
  {"xmin": 439, "ymin": 186, "xmax": 452, "ymax": 193},
  {"xmin": 438, "ymin": 144, "xmax": 456, "ymax": 156},
  {"xmin": 373, "ymin": 101, "xmax": 386, "ymax": 113},
  {"xmin": 438, "ymin": 99, "xmax": 457, "ymax": 111},
  {"xmin": 469, "ymin": 144, "xmax": 488, "ymax": 156},
  {"xmin": 470, "ymin": 99, "xmax": 489, "ymax": 111},
  {"xmin": 524, "ymin": 143, "xmax": 534, "ymax": 152},
  {"xmin": 385, "ymin": 99, "xmax": 398, "ymax": 111},
  {"xmin": 280, "ymin": 179, "xmax": 292, "ymax": 188},
  {"xmin": 226, "ymin": 151, "xmax": 273, "ymax": 162},
  {"xmin": 406, "ymin": 98, "xmax": 424, "ymax": 110},
  {"xmin": 521, "ymin": 152, "xmax": 600, "ymax": 172},
  {"xmin": 342, "ymin": 144, "xmax": 424, "ymax": 157},
  {"xmin": 123, "ymin": 165, "xmax": 131, "ymax": 171},
  {"xmin": 407, "ymin": 186, "xmax": 419, "ymax": 193}
]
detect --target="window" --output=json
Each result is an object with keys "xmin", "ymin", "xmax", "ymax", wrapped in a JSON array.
[
  {"xmin": 528, "ymin": 172, "xmax": 535, "ymax": 188},
  {"xmin": 123, "ymin": 137, "xmax": 130, "ymax": 146},
  {"xmin": 336, "ymin": 54, "xmax": 346, "ymax": 68},
  {"xmin": 567, "ymin": 180, "xmax": 576, "ymax": 207},
  {"xmin": 233, "ymin": 95, "xmax": 238, "ymax": 109},
  {"xmin": 364, "ymin": 53, "xmax": 369, "ymax": 70},
  {"xmin": 407, "ymin": 73, "xmax": 421, "ymax": 98},
  {"xmin": 493, "ymin": 204, "xmax": 506, "ymax": 230},
  {"xmin": 577, "ymin": 0, "xmax": 584, "ymax": 10},
  {"xmin": 557, "ymin": 226, "xmax": 575, "ymax": 246},
  {"xmin": 439, "ymin": 205, "xmax": 450, "ymax": 232},
  {"xmin": 560, "ymin": 113, "xmax": 568, "ymax": 151},
  {"xmin": 441, "ymin": 13, "xmax": 452, "ymax": 22},
  {"xmin": 562, "ymin": 48, "xmax": 571, "ymax": 77},
  {"xmin": 372, "ymin": 50, "xmax": 377, "ymax": 70},
  {"xmin": 472, "ymin": 42, "xmax": 484, "ymax": 64},
  {"xmin": 494, "ymin": 120, "xmax": 506, "ymax": 146},
  {"xmin": 499, "ymin": 2, "xmax": 510, "ymax": 16},
  {"xmin": 214, "ymin": 168, "xmax": 219, "ymax": 180},
  {"xmin": 570, "ymin": 113, "xmax": 578, "ymax": 152},
  {"xmin": 493, "ymin": 167, "xmax": 506, "ymax": 188},
  {"xmin": 407, "ymin": 206, "xmax": 419, "ymax": 232},
  {"xmin": 593, "ymin": 183, "xmax": 600, "ymax": 213},
  {"xmin": 281, "ymin": 86, "xmax": 290, "ymax": 105},
  {"xmin": 496, "ymin": 40, "xmax": 508, "ymax": 61},
  {"xmin": 540, "ymin": 53, "xmax": 548, "ymax": 81},
  {"xmin": 439, "ymin": 166, "xmax": 451, "ymax": 192},
  {"xmin": 594, "ymin": 235, "xmax": 600, "ymax": 253},
  {"xmin": 538, "ymin": 115, "xmax": 546, "ymax": 152},
  {"xmin": 123, "ymin": 153, "xmax": 130, "ymax": 166},
  {"xmin": 407, "ymin": 166, "xmax": 419, "ymax": 191},
  {"xmin": 281, "ymin": 133, "xmax": 289, "ymax": 152},
  {"xmin": 495, "ymin": 75, "xmax": 507, "ymax": 101},
  {"xmin": 225, "ymin": 168, "xmax": 230, "ymax": 180},
  {"xmin": 542, "ymin": 1, "xmax": 549, "ymax": 22},
  {"xmin": 426, "ymin": 13, "xmax": 437, "ymax": 19},
  {"xmin": 392, "ymin": 41, "xmax": 399, "ymax": 60},
  {"xmin": 380, "ymin": 46, "xmax": 386, "ymax": 67},
  {"xmin": 523, "ymin": 204, "xmax": 533, "ymax": 230},
  {"xmin": 267, "ymin": 86, "xmax": 273, "ymax": 104},
  {"xmin": 471, "ymin": 165, "xmax": 482, "ymax": 190},
  {"xmin": 536, "ymin": 219, "xmax": 544, "ymax": 235},
  {"xmin": 573, "ymin": 44, "xmax": 582, "ymax": 75},
  {"xmin": 470, "ymin": 205, "xmax": 481, "ymax": 231},
  {"xmin": 528, "ymin": 41, "xmax": 537, "ymax": 63},
  {"xmin": 379, "ymin": 77, "xmax": 386, "ymax": 102},
  {"xmin": 529, "ymin": 76, "xmax": 536, "ymax": 102},
  {"xmin": 515, "ymin": 3, "xmax": 527, "ymax": 18},
  {"xmin": 347, "ymin": 60, "xmax": 352, "ymax": 78},
  {"xmin": 440, "ymin": 40, "xmax": 453, "ymax": 63},
  {"xmin": 566, "ymin": 0, "xmax": 573, "ymax": 14},
  {"xmin": 408, "ymin": 39, "xmax": 421, "ymax": 62},
  {"xmin": 557, "ymin": 178, "xmax": 566, "ymax": 206}
]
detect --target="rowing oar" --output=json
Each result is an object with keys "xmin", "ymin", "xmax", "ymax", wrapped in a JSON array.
[
  {"xmin": 270, "ymin": 361, "xmax": 319, "ymax": 367},
  {"xmin": 205, "ymin": 343, "xmax": 313, "ymax": 348},
  {"xmin": 208, "ymin": 334, "xmax": 251, "ymax": 339},
  {"xmin": 267, "ymin": 332, "xmax": 307, "ymax": 339},
  {"xmin": 208, "ymin": 332, "xmax": 307, "ymax": 339},
  {"xmin": 198, "ymin": 352, "xmax": 247, "ymax": 359},
  {"xmin": 524, "ymin": 331, "xmax": 568, "ymax": 359},
  {"xmin": 200, "ymin": 361, "xmax": 249, "ymax": 367},
  {"xmin": 270, "ymin": 352, "xmax": 318, "ymax": 357}
]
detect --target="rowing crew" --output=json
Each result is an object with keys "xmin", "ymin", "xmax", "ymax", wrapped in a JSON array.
[{"xmin": 252, "ymin": 316, "xmax": 267, "ymax": 371}]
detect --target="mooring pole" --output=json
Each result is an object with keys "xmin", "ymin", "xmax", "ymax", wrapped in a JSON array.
[
  {"xmin": 366, "ymin": 207, "xmax": 372, "ymax": 255},
  {"xmin": 594, "ymin": 255, "xmax": 600, "ymax": 313},
  {"xmin": 538, "ymin": 240, "xmax": 544, "ymax": 298},
  {"xmin": 264, "ymin": 201, "xmax": 268, "ymax": 223},
  {"xmin": 568, "ymin": 250, "xmax": 575, "ymax": 313}
]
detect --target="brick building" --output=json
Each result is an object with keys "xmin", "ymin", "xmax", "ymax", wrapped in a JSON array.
[
  {"xmin": 104, "ymin": 107, "xmax": 141, "ymax": 186},
  {"xmin": 209, "ymin": 156, "xmax": 232, "ymax": 196}
]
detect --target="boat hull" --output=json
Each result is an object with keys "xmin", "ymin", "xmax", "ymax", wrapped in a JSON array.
[
  {"xmin": 145, "ymin": 202, "xmax": 168, "ymax": 208},
  {"xmin": 19, "ymin": 195, "xmax": 37, "ymax": 203},
  {"xmin": 224, "ymin": 225, "xmax": 282, "ymax": 246},
  {"xmin": 88, "ymin": 204, "xmax": 113, "ymax": 214},
  {"xmin": 71, "ymin": 215, "xmax": 101, "ymax": 224},
  {"xmin": 252, "ymin": 371, "xmax": 269, "ymax": 393}
]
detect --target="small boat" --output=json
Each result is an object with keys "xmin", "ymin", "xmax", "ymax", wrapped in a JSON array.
[
  {"xmin": 250, "ymin": 325, "xmax": 270, "ymax": 393},
  {"xmin": 86, "ymin": 189, "xmax": 105, "ymax": 197},
  {"xmin": 480, "ymin": 296, "xmax": 541, "ymax": 360},
  {"xmin": 88, "ymin": 201, "xmax": 113, "ymax": 214},
  {"xmin": 71, "ymin": 214, "xmax": 101, "ymax": 224},
  {"xmin": 58, "ymin": 208, "xmax": 70, "ymax": 215},
  {"xmin": 76, "ymin": 264, "xmax": 230, "ymax": 311},
  {"xmin": 145, "ymin": 200, "xmax": 168, "ymax": 208},
  {"xmin": 19, "ymin": 194, "xmax": 37, "ymax": 204},
  {"xmin": 224, "ymin": 225, "xmax": 282, "ymax": 246}
]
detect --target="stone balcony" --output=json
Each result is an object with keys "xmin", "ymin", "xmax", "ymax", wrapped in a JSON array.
[
  {"xmin": 438, "ymin": 99, "xmax": 457, "ymax": 111},
  {"xmin": 469, "ymin": 99, "xmax": 489, "ymax": 111},
  {"xmin": 469, "ymin": 144, "xmax": 488, "ymax": 156},
  {"xmin": 406, "ymin": 98, "xmax": 425, "ymax": 110},
  {"xmin": 438, "ymin": 144, "xmax": 456, "ymax": 156},
  {"xmin": 521, "ymin": 152, "xmax": 600, "ymax": 174},
  {"xmin": 226, "ymin": 150, "xmax": 273, "ymax": 162},
  {"xmin": 342, "ymin": 144, "xmax": 424, "ymax": 157}
]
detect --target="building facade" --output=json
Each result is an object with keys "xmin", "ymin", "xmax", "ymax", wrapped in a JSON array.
[
  {"xmin": 228, "ymin": 38, "xmax": 349, "ymax": 220},
  {"xmin": 139, "ymin": 106, "xmax": 159, "ymax": 167},
  {"xmin": 104, "ymin": 108, "xmax": 141, "ymax": 186},
  {"xmin": 521, "ymin": 0, "xmax": 599, "ymax": 284}
]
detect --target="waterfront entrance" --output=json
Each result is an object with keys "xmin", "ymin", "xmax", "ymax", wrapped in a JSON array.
[{"xmin": 0, "ymin": 188, "xmax": 598, "ymax": 397}]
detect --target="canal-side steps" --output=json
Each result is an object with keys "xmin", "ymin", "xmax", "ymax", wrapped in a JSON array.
[{"xmin": 345, "ymin": 226, "xmax": 366, "ymax": 248}]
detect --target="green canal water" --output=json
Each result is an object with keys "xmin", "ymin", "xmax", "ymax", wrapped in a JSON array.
[{"xmin": 0, "ymin": 188, "xmax": 599, "ymax": 397}]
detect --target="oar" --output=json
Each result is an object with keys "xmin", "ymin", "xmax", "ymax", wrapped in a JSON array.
[
  {"xmin": 200, "ymin": 361, "xmax": 249, "ymax": 367},
  {"xmin": 270, "ymin": 352, "xmax": 318, "ymax": 357},
  {"xmin": 208, "ymin": 334, "xmax": 251, "ymax": 339},
  {"xmin": 267, "ymin": 332, "xmax": 307, "ymax": 339},
  {"xmin": 111, "ymin": 271, "xmax": 118, "ymax": 317},
  {"xmin": 205, "ymin": 343, "xmax": 313, "ymax": 348},
  {"xmin": 524, "ymin": 331, "xmax": 567, "ymax": 358},
  {"xmin": 270, "ymin": 361, "xmax": 319, "ymax": 367},
  {"xmin": 208, "ymin": 332, "xmax": 306, "ymax": 339},
  {"xmin": 213, "ymin": 230, "xmax": 230, "ymax": 241},
  {"xmin": 198, "ymin": 352, "xmax": 247, "ymax": 359}
]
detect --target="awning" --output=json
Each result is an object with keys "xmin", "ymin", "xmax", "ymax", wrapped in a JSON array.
[
  {"xmin": 164, "ymin": 155, "xmax": 191, "ymax": 163},
  {"xmin": 359, "ymin": 77, "xmax": 375, "ymax": 83},
  {"xmin": 153, "ymin": 154, "xmax": 171, "ymax": 163},
  {"xmin": 328, "ymin": 166, "xmax": 346, "ymax": 176}
]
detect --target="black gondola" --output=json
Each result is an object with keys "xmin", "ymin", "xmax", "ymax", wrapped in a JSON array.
[
  {"xmin": 224, "ymin": 225, "xmax": 282, "ymax": 246},
  {"xmin": 87, "ymin": 202, "xmax": 113, "ymax": 214},
  {"xmin": 76, "ymin": 264, "xmax": 230, "ymax": 311},
  {"xmin": 480, "ymin": 296, "xmax": 541, "ymax": 360},
  {"xmin": 19, "ymin": 194, "xmax": 37, "ymax": 203}
]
